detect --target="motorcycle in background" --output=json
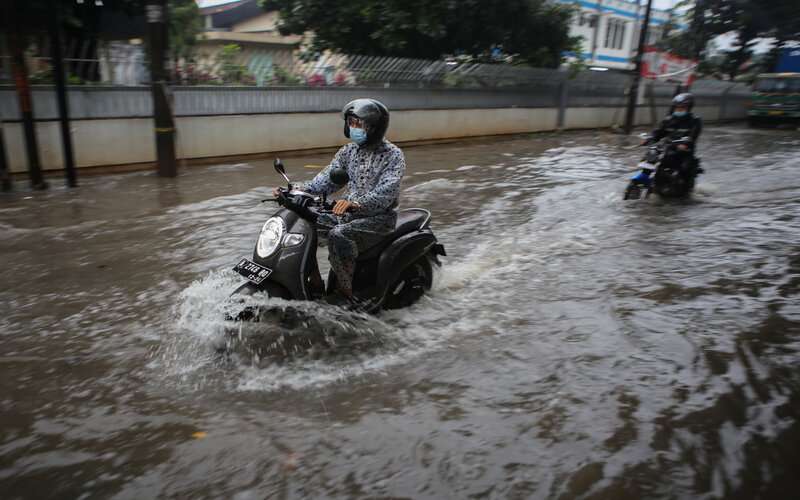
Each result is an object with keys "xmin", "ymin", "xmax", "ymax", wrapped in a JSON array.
[{"xmin": 623, "ymin": 135, "xmax": 703, "ymax": 200}]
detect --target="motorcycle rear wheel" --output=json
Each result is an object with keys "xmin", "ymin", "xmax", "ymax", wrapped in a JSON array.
[{"xmin": 623, "ymin": 181, "xmax": 643, "ymax": 200}]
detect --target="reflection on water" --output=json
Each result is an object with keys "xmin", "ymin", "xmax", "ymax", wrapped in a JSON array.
[{"xmin": 1, "ymin": 125, "xmax": 799, "ymax": 498}]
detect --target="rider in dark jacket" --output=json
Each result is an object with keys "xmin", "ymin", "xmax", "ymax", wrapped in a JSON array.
[{"xmin": 639, "ymin": 93, "xmax": 703, "ymax": 173}]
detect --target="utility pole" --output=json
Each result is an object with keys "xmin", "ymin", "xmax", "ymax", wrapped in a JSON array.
[
  {"xmin": 624, "ymin": 0, "xmax": 653, "ymax": 135},
  {"xmin": 48, "ymin": 0, "xmax": 77, "ymax": 188},
  {"xmin": 0, "ymin": 115, "xmax": 9, "ymax": 192},
  {"xmin": 146, "ymin": 0, "xmax": 177, "ymax": 177},
  {"xmin": 688, "ymin": 0, "xmax": 705, "ymax": 61},
  {"xmin": 8, "ymin": 1, "xmax": 48, "ymax": 190}
]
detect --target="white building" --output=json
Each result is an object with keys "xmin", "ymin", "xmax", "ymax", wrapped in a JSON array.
[{"xmin": 556, "ymin": 0, "xmax": 685, "ymax": 71}]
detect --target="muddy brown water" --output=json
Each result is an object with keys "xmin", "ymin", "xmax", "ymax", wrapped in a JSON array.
[{"xmin": 1, "ymin": 124, "xmax": 799, "ymax": 498}]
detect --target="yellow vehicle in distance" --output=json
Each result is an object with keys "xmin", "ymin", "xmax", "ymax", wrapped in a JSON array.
[{"xmin": 747, "ymin": 73, "xmax": 800, "ymax": 127}]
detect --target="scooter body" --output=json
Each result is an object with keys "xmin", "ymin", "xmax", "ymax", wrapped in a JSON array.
[{"xmin": 231, "ymin": 160, "xmax": 445, "ymax": 314}]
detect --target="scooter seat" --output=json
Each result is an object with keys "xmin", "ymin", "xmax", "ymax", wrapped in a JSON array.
[
  {"xmin": 394, "ymin": 209, "xmax": 427, "ymax": 235},
  {"xmin": 356, "ymin": 209, "xmax": 427, "ymax": 262}
]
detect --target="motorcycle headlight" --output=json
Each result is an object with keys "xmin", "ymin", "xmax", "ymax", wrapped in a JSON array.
[{"xmin": 257, "ymin": 216, "xmax": 285, "ymax": 258}]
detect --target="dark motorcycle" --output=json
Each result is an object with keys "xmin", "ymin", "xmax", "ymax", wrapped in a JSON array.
[
  {"xmin": 230, "ymin": 159, "xmax": 445, "ymax": 317},
  {"xmin": 623, "ymin": 136, "xmax": 703, "ymax": 200}
]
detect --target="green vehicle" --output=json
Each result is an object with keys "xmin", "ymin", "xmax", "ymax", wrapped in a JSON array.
[{"xmin": 747, "ymin": 73, "xmax": 800, "ymax": 127}]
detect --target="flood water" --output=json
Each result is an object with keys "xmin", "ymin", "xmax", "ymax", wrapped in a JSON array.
[{"xmin": 1, "ymin": 124, "xmax": 799, "ymax": 498}]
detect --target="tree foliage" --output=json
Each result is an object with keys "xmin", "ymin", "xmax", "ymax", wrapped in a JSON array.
[
  {"xmin": 666, "ymin": 0, "xmax": 800, "ymax": 79},
  {"xmin": 167, "ymin": 0, "xmax": 204, "ymax": 60},
  {"xmin": 1, "ymin": 0, "xmax": 202, "ymax": 57},
  {"xmin": 260, "ymin": 0, "xmax": 580, "ymax": 67}
]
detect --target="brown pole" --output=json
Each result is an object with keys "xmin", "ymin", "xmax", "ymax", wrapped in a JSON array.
[
  {"xmin": 0, "ymin": 116, "xmax": 10, "ymax": 192},
  {"xmin": 624, "ymin": 0, "xmax": 653, "ymax": 135},
  {"xmin": 49, "ymin": 0, "xmax": 77, "ymax": 187},
  {"xmin": 8, "ymin": 1, "xmax": 48, "ymax": 190},
  {"xmin": 146, "ymin": 0, "xmax": 177, "ymax": 178}
]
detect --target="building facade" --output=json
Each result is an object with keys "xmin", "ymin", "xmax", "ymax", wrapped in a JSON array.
[{"xmin": 557, "ymin": 0, "xmax": 683, "ymax": 71}]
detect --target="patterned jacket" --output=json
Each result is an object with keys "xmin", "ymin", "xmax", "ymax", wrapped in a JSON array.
[{"xmin": 298, "ymin": 140, "xmax": 406, "ymax": 218}]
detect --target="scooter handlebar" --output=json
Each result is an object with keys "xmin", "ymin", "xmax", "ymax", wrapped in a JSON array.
[
  {"xmin": 317, "ymin": 199, "xmax": 355, "ymax": 214},
  {"xmin": 264, "ymin": 189, "xmax": 353, "ymax": 220}
]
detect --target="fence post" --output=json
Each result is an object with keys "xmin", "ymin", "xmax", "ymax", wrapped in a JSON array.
[
  {"xmin": 645, "ymin": 81, "xmax": 658, "ymax": 125},
  {"xmin": 557, "ymin": 81, "xmax": 568, "ymax": 130},
  {"xmin": 719, "ymin": 83, "xmax": 734, "ymax": 122}
]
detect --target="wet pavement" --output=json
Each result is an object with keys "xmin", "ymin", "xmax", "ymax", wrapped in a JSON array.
[{"xmin": 1, "ymin": 123, "xmax": 799, "ymax": 498}]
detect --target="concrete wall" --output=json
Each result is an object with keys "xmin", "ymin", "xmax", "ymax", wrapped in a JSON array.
[
  {"xmin": 0, "ymin": 81, "xmax": 749, "ymax": 173},
  {"xmin": 2, "ymin": 118, "xmax": 155, "ymax": 170}
]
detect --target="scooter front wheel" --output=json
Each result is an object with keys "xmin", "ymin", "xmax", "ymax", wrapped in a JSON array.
[
  {"xmin": 228, "ymin": 280, "xmax": 292, "ymax": 322},
  {"xmin": 232, "ymin": 280, "xmax": 291, "ymax": 299},
  {"xmin": 623, "ymin": 181, "xmax": 643, "ymax": 200}
]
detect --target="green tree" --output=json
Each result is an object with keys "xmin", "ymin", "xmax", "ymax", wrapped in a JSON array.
[
  {"xmin": 1, "ymin": 0, "xmax": 202, "ymax": 58},
  {"xmin": 259, "ymin": 0, "xmax": 580, "ymax": 68},
  {"xmin": 167, "ymin": 0, "xmax": 204, "ymax": 61},
  {"xmin": 673, "ymin": 0, "xmax": 800, "ymax": 79}
]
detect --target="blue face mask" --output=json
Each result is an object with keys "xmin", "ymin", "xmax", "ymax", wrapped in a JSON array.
[
  {"xmin": 673, "ymin": 110, "xmax": 688, "ymax": 117},
  {"xmin": 350, "ymin": 127, "xmax": 368, "ymax": 145}
]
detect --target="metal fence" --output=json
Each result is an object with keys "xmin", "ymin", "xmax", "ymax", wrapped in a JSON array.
[
  {"xmin": 0, "ymin": 77, "xmax": 749, "ymax": 125},
  {"xmin": 1, "ymin": 50, "xmax": 585, "ymax": 90},
  {"xmin": 0, "ymin": 46, "xmax": 750, "ymax": 123},
  {"xmin": 0, "ymin": 47, "xmax": 751, "ymax": 113}
]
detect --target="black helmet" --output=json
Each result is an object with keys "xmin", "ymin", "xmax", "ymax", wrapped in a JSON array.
[
  {"xmin": 341, "ymin": 98, "xmax": 390, "ymax": 146},
  {"xmin": 671, "ymin": 92, "xmax": 694, "ymax": 110}
]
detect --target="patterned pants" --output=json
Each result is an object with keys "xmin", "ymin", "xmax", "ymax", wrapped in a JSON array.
[{"xmin": 317, "ymin": 213, "xmax": 396, "ymax": 291}]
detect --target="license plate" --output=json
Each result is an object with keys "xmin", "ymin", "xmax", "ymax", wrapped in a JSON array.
[
  {"xmin": 768, "ymin": 110, "xmax": 784, "ymax": 115},
  {"xmin": 233, "ymin": 258, "xmax": 272, "ymax": 284}
]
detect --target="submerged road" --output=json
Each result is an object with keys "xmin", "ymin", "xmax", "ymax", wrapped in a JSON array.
[{"xmin": 1, "ymin": 123, "xmax": 799, "ymax": 498}]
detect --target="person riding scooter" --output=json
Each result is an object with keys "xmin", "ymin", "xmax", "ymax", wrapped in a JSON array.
[
  {"xmin": 639, "ymin": 92, "xmax": 703, "ymax": 175},
  {"xmin": 273, "ymin": 98, "xmax": 405, "ymax": 305}
]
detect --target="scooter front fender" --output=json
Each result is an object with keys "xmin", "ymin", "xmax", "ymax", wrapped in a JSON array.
[{"xmin": 232, "ymin": 279, "xmax": 292, "ymax": 300}]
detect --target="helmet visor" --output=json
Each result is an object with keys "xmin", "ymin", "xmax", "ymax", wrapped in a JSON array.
[
  {"xmin": 341, "ymin": 99, "xmax": 386, "ymax": 126},
  {"xmin": 347, "ymin": 115, "xmax": 370, "ymax": 131}
]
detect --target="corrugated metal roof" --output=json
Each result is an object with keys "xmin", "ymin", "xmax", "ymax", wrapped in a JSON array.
[{"xmin": 200, "ymin": 0, "xmax": 262, "ymax": 29}]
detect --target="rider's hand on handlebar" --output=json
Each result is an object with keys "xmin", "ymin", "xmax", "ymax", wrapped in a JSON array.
[
  {"xmin": 639, "ymin": 139, "xmax": 648, "ymax": 146},
  {"xmin": 273, "ymin": 186, "xmax": 283, "ymax": 197},
  {"xmin": 676, "ymin": 143, "xmax": 688, "ymax": 151},
  {"xmin": 332, "ymin": 199, "xmax": 358, "ymax": 216}
]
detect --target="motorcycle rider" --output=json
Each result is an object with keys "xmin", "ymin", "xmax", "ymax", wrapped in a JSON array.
[
  {"xmin": 639, "ymin": 92, "xmax": 703, "ymax": 174},
  {"xmin": 273, "ymin": 98, "xmax": 405, "ymax": 304}
]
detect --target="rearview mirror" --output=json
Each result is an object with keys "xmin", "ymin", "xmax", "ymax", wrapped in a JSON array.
[
  {"xmin": 274, "ymin": 158, "xmax": 285, "ymax": 175},
  {"xmin": 274, "ymin": 158, "xmax": 291, "ymax": 186}
]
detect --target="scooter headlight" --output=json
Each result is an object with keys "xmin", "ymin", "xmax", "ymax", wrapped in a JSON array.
[
  {"xmin": 283, "ymin": 233, "xmax": 305, "ymax": 247},
  {"xmin": 257, "ymin": 216, "xmax": 285, "ymax": 258}
]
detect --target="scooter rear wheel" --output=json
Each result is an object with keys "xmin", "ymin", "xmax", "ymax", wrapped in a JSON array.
[
  {"xmin": 383, "ymin": 256, "xmax": 433, "ymax": 310},
  {"xmin": 623, "ymin": 181, "xmax": 643, "ymax": 200}
]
